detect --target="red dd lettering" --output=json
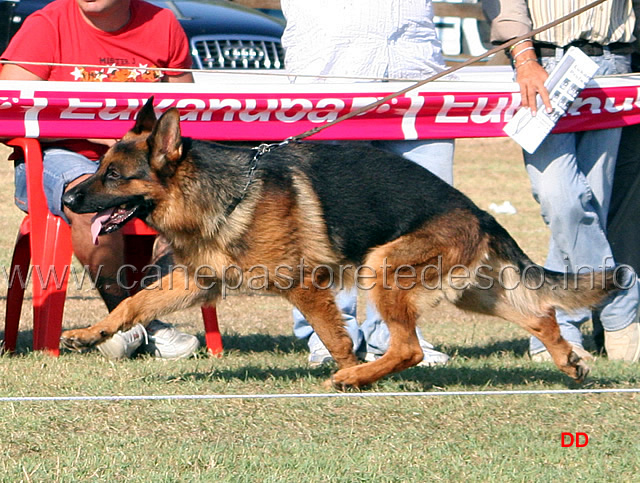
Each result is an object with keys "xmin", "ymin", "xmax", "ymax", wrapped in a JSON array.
[
  {"xmin": 576, "ymin": 432, "xmax": 589, "ymax": 447},
  {"xmin": 561, "ymin": 432, "xmax": 574, "ymax": 447}
]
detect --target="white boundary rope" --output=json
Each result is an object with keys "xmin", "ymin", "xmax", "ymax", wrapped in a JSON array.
[
  {"xmin": 0, "ymin": 60, "xmax": 414, "ymax": 82},
  {"xmin": 1, "ymin": 388, "xmax": 639, "ymax": 402}
]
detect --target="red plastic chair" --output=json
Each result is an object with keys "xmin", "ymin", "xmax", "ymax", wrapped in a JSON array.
[{"xmin": 3, "ymin": 138, "xmax": 223, "ymax": 356}]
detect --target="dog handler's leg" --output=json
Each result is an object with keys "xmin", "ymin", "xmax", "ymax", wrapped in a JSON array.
[
  {"xmin": 286, "ymin": 286, "xmax": 358, "ymax": 370},
  {"xmin": 64, "ymin": 175, "xmax": 131, "ymax": 312},
  {"xmin": 60, "ymin": 270, "xmax": 212, "ymax": 350}
]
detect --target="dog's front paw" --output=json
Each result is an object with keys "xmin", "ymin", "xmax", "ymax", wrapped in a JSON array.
[{"xmin": 60, "ymin": 328, "xmax": 110, "ymax": 352}]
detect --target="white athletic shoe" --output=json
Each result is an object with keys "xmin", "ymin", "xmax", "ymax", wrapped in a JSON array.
[
  {"xmin": 530, "ymin": 343, "xmax": 594, "ymax": 362},
  {"xmin": 140, "ymin": 320, "xmax": 200, "ymax": 360},
  {"xmin": 96, "ymin": 324, "xmax": 147, "ymax": 360},
  {"xmin": 363, "ymin": 339, "xmax": 450, "ymax": 367}
]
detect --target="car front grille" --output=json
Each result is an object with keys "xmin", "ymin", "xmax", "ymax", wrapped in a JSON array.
[{"xmin": 191, "ymin": 37, "xmax": 285, "ymax": 70}]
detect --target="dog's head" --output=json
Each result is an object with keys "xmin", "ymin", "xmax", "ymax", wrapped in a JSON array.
[{"xmin": 62, "ymin": 97, "xmax": 184, "ymax": 244}]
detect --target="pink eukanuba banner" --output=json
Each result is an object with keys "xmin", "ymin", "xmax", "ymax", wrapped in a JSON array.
[{"xmin": 1, "ymin": 75, "xmax": 639, "ymax": 141}]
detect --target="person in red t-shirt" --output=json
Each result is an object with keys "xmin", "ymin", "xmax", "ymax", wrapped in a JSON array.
[{"xmin": 0, "ymin": 0, "xmax": 200, "ymax": 360}]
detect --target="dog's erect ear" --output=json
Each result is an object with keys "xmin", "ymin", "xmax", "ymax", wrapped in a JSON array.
[
  {"xmin": 128, "ymin": 97, "xmax": 157, "ymax": 137},
  {"xmin": 148, "ymin": 107, "xmax": 183, "ymax": 178}
]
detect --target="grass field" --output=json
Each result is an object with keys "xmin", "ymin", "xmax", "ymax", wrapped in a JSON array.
[{"xmin": 1, "ymin": 139, "xmax": 639, "ymax": 481}]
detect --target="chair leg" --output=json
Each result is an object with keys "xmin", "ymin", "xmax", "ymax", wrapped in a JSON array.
[
  {"xmin": 31, "ymin": 216, "xmax": 73, "ymax": 355},
  {"xmin": 3, "ymin": 229, "xmax": 31, "ymax": 353},
  {"xmin": 201, "ymin": 305, "xmax": 223, "ymax": 355},
  {"xmin": 7, "ymin": 138, "xmax": 75, "ymax": 356}
]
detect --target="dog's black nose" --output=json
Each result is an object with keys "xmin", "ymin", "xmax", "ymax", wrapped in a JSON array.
[{"xmin": 61, "ymin": 189, "xmax": 83, "ymax": 210}]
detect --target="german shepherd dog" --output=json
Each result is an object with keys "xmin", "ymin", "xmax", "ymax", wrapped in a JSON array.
[{"xmin": 61, "ymin": 98, "xmax": 616, "ymax": 389}]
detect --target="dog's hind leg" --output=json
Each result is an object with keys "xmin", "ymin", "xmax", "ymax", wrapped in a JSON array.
[
  {"xmin": 329, "ymin": 240, "xmax": 430, "ymax": 388},
  {"xmin": 331, "ymin": 283, "xmax": 425, "ymax": 389},
  {"xmin": 61, "ymin": 270, "xmax": 213, "ymax": 351},
  {"xmin": 286, "ymin": 286, "xmax": 359, "ymax": 371},
  {"xmin": 329, "ymin": 232, "xmax": 462, "ymax": 389},
  {"xmin": 454, "ymin": 286, "xmax": 590, "ymax": 382},
  {"xmin": 524, "ymin": 310, "xmax": 590, "ymax": 382}
]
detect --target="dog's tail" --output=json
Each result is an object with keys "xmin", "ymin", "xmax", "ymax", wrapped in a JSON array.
[
  {"xmin": 499, "ymin": 262, "xmax": 620, "ymax": 317},
  {"xmin": 487, "ymin": 221, "xmax": 620, "ymax": 317}
]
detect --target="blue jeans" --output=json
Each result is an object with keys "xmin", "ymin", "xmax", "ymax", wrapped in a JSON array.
[
  {"xmin": 527, "ymin": 50, "xmax": 639, "ymax": 353},
  {"xmin": 292, "ymin": 139, "xmax": 455, "ymax": 353},
  {"xmin": 14, "ymin": 148, "xmax": 98, "ymax": 223}
]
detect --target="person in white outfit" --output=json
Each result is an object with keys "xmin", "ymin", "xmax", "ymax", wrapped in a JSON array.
[{"xmin": 281, "ymin": 0, "xmax": 454, "ymax": 367}]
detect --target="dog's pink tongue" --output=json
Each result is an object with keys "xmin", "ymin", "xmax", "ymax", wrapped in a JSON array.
[{"xmin": 90, "ymin": 208, "xmax": 115, "ymax": 246}]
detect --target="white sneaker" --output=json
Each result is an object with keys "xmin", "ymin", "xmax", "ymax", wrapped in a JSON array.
[
  {"xmin": 363, "ymin": 340, "xmax": 450, "ymax": 366},
  {"xmin": 96, "ymin": 324, "xmax": 147, "ymax": 360},
  {"xmin": 308, "ymin": 346, "xmax": 334, "ymax": 368},
  {"xmin": 416, "ymin": 343, "xmax": 450, "ymax": 367},
  {"xmin": 530, "ymin": 344, "xmax": 594, "ymax": 362},
  {"xmin": 417, "ymin": 339, "xmax": 450, "ymax": 366},
  {"xmin": 308, "ymin": 339, "xmax": 450, "ymax": 368},
  {"xmin": 140, "ymin": 320, "xmax": 200, "ymax": 360}
]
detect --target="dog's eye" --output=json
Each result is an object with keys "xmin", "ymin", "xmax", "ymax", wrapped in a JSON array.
[{"xmin": 106, "ymin": 166, "xmax": 121, "ymax": 181}]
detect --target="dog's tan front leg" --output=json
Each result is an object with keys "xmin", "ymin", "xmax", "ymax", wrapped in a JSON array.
[{"xmin": 61, "ymin": 270, "xmax": 212, "ymax": 352}]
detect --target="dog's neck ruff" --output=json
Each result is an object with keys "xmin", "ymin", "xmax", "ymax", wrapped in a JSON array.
[{"xmin": 224, "ymin": 139, "xmax": 291, "ymax": 218}]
